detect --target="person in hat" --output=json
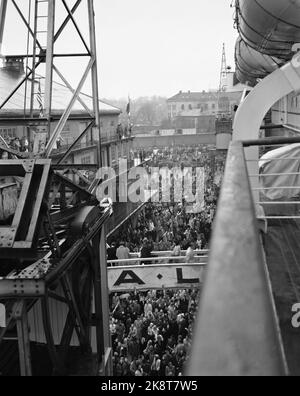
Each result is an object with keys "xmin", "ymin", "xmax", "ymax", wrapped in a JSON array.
[{"xmin": 140, "ymin": 238, "xmax": 153, "ymax": 265}]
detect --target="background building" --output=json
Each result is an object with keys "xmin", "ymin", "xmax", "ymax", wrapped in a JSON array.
[
  {"xmin": 167, "ymin": 89, "xmax": 243, "ymax": 120},
  {"xmin": 165, "ymin": 89, "xmax": 242, "ymax": 136}
]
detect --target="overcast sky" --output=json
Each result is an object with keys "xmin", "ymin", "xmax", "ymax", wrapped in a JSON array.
[
  {"xmin": 2, "ymin": 0, "xmax": 238, "ymax": 100},
  {"xmin": 96, "ymin": 0, "xmax": 237, "ymax": 99}
]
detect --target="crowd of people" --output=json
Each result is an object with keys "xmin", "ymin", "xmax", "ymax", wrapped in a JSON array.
[
  {"xmin": 110, "ymin": 289, "xmax": 199, "ymax": 377},
  {"xmin": 109, "ymin": 146, "xmax": 226, "ymax": 255},
  {"xmin": 109, "ymin": 145, "xmax": 226, "ymax": 376},
  {"xmin": 108, "ymin": 202, "xmax": 212, "ymax": 258},
  {"xmin": 0, "ymin": 136, "xmax": 31, "ymax": 158}
]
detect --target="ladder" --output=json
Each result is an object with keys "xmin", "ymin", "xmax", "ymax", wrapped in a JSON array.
[{"xmin": 30, "ymin": 0, "xmax": 49, "ymax": 118}]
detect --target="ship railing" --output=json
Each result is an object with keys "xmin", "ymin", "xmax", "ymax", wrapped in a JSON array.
[
  {"xmin": 186, "ymin": 140, "xmax": 288, "ymax": 376},
  {"xmin": 243, "ymin": 136, "xmax": 300, "ymax": 222},
  {"xmin": 107, "ymin": 250, "xmax": 209, "ymax": 267}
]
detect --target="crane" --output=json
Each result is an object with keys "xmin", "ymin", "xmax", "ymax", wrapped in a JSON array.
[{"xmin": 0, "ymin": 0, "xmax": 111, "ymax": 376}]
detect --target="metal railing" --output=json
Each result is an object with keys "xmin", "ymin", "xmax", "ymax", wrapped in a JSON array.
[
  {"xmin": 186, "ymin": 141, "xmax": 288, "ymax": 376},
  {"xmin": 51, "ymin": 135, "xmax": 134, "ymax": 156},
  {"xmin": 244, "ymin": 136, "xmax": 300, "ymax": 222},
  {"xmin": 107, "ymin": 250, "xmax": 208, "ymax": 266}
]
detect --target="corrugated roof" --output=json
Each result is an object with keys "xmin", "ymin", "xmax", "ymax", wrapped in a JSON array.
[{"xmin": 0, "ymin": 67, "xmax": 121, "ymax": 116}]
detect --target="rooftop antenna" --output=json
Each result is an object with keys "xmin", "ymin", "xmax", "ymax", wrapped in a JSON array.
[{"xmin": 219, "ymin": 43, "xmax": 228, "ymax": 92}]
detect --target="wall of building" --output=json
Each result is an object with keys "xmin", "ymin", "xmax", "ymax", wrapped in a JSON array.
[
  {"xmin": 168, "ymin": 100, "xmax": 218, "ymax": 119},
  {"xmin": 176, "ymin": 115, "xmax": 216, "ymax": 133},
  {"xmin": 167, "ymin": 97, "xmax": 240, "ymax": 120},
  {"xmin": 0, "ymin": 113, "xmax": 121, "ymax": 148},
  {"xmin": 216, "ymin": 133, "xmax": 232, "ymax": 150}
]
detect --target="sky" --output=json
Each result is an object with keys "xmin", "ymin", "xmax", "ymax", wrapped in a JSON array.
[
  {"xmin": 95, "ymin": 0, "xmax": 238, "ymax": 99},
  {"xmin": 1, "ymin": 0, "xmax": 238, "ymax": 100}
]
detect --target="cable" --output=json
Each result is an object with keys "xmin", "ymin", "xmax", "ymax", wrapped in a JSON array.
[{"xmin": 23, "ymin": 0, "xmax": 32, "ymax": 121}]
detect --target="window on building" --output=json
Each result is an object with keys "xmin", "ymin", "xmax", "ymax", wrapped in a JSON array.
[
  {"xmin": 81, "ymin": 155, "xmax": 91, "ymax": 164},
  {"xmin": 212, "ymin": 103, "xmax": 216, "ymax": 110},
  {"xmin": 181, "ymin": 104, "xmax": 185, "ymax": 111},
  {"xmin": 0, "ymin": 127, "xmax": 17, "ymax": 139},
  {"xmin": 111, "ymin": 145, "xmax": 116, "ymax": 162},
  {"xmin": 111, "ymin": 120, "xmax": 115, "ymax": 127},
  {"xmin": 189, "ymin": 104, "xmax": 193, "ymax": 110}
]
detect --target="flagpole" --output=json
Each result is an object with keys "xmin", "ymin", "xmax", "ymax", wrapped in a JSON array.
[{"xmin": 127, "ymin": 94, "xmax": 131, "ymax": 137}]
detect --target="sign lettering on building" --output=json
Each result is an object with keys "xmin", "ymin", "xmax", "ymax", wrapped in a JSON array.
[{"xmin": 108, "ymin": 264, "xmax": 205, "ymax": 292}]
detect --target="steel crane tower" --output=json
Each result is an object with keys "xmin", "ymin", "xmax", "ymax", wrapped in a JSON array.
[
  {"xmin": 0, "ymin": 0, "xmax": 102, "ymax": 165},
  {"xmin": 0, "ymin": 0, "xmax": 112, "ymax": 377}
]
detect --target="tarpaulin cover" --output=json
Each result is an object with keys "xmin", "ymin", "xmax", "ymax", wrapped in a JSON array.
[
  {"xmin": 259, "ymin": 144, "xmax": 300, "ymax": 200},
  {"xmin": 235, "ymin": 37, "xmax": 283, "ymax": 86},
  {"xmin": 236, "ymin": 0, "xmax": 300, "ymax": 60}
]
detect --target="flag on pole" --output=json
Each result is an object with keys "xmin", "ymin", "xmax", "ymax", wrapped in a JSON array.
[
  {"xmin": 126, "ymin": 96, "xmax": 132, "ymax": 136},
  {"xmin": 126, "ymin": 96, "xmax": 131, "ymax": 117}
]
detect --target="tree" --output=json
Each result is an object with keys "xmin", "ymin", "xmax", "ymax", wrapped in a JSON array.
[{"xmin": 101, "ymin": 95, "xmax": 169, "ymax": 129}]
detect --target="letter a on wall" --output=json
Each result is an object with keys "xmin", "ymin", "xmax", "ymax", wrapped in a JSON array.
[{"xmin": 0, "ymin": 304, "xmax": 6, "ymax": 328}]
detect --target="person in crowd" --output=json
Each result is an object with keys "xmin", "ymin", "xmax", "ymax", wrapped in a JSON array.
[
  {"xmin": 140, "ymin": 238, "xmax": 153, "ymax": 265},
  {"xmin": 185, "ymin": 243, "xmax": 196, "ymax": 263},
  {"xmin": 171, "ymin": 240, "xmax": 181, "ymax": 263},
  {"xmin": 11, "ymin": 138, "xmax": 21, "ymax": 151},
  {"xmin": 20, "ymin": 137, "xmax": 29, "ymax": 152},
  {"xmin": 116, "ymin": 241, "xmax": 130, "ymax": 265},
  {"xmin": 196, "ymin": 234, "xmax": 203, "ymax": 250},
  {"xmin": 1, "ymin": 150, "xmax": 8, "ymax": 159},
  {"xmin": 107, "ymin": 241, "xmax": 117, "ymax": 264}
]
